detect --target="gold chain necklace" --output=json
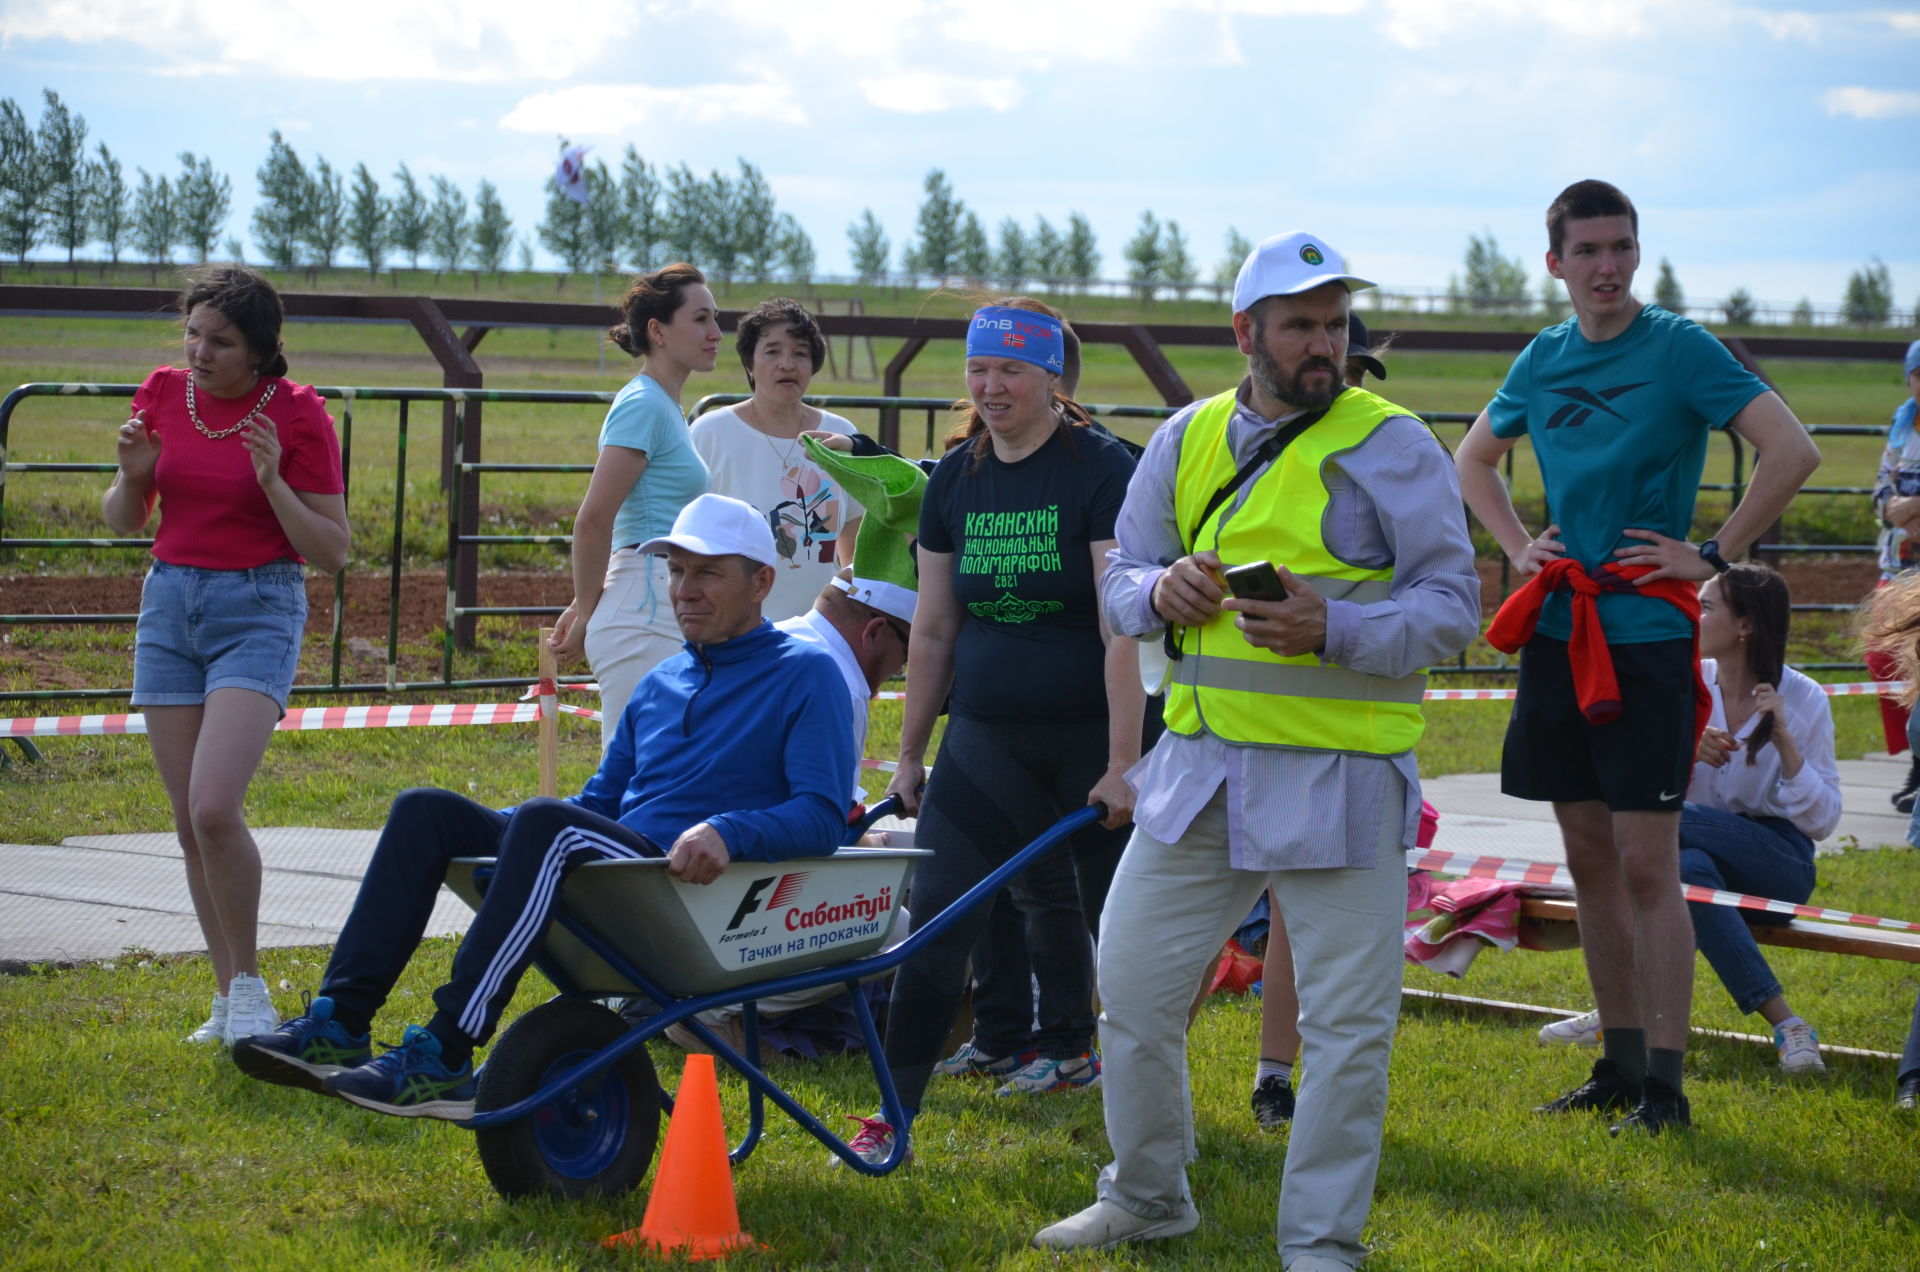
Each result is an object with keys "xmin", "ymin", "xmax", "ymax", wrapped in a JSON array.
[
  {"xmin": 186, "ymin": 374, "xmax": 277, "ymax": 440},
  {"xmin": 741, "ymin": 402, "xmax": 804, "ymax": 470}
]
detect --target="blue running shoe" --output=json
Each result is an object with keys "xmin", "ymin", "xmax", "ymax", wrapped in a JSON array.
[
  {"xmin": 996, "ymin": 1051, "xmax": 1102, "ymax": 1095},
  {"xmin": 323, "ymin": 1025, "xmax": 475, "ymax": 1121},
  {"xmin": 231, "ymin": 995, "xmax": 372, "ymax": 1094}
]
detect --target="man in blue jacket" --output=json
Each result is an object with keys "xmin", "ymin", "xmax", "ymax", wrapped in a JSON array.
[{"xmin": 231, "ymin": 494, "xmax": 855, "ymax": 1119}]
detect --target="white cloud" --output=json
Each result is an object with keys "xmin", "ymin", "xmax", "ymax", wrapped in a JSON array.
[
  {"xmin": 1822, "ymin": 86, "xmax": 1920, "ymax": 119},
  {"xmin": 859, "ymin": 73, "xmax": 1022, "ymax": 115},
  {"xmin": 499, "ymin": 82, "xmax": 807, "ymax": 135},
  {"xmin": 0, "ymin": 0, "xmax": 640, "ymax": 81},
  {"xmin": 698, "ymin": 0, "xmax": 1354, "ymax": 73},
  {"xmin": 1380, "ymin": 0, "xmax": 1670, "ymax": 47},
  {"xmin": 1743, "ymin": 8, "xmax": 1824, "ymax": 42}
]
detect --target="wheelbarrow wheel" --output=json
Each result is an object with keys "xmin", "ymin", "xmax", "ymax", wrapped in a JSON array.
[{"xmin": 474, "ymin": 997, "xmax": 662, "ymax": 1200}]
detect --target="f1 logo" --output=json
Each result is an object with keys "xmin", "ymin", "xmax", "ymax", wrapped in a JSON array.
[{"xmin": 725, "ymin": 872, "xmax": 809, "ymax": 931}]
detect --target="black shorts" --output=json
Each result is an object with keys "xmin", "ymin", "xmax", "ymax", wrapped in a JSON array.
[{"xmin": 1501, "ymin": 634, "xmax": 1696, "ymax": 812}]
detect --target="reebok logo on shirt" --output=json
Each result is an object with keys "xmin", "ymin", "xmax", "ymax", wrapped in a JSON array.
[{"xmin": 1543, "ymin": 381, "xmax": 1651, "ymax": 430}]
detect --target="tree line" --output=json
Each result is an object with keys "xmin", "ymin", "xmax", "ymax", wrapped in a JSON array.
[
  {"xmin": 2, "ymin": 87, "xmax": 1909, "ymax": 321},
  {"xmin": 534, "ymin": 143, "xmax": 814, "ymax": 284},
  {"xmin": 846, "ymin": 168, "xmax": 1266, "ymax": 298},
  {"xmin": 0, "ymin": 90, "xmax": 230, "ymax": 270},
  {"xmin": 1447, "ymin": 230, "xmax": 1912, "ymax": 328}
]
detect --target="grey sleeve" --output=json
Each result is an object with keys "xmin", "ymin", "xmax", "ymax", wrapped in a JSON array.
[
  {"xmin": 1101, "ymin": 405, "xmax": 1201, "ymax": 637},
  {"xmin": 1319, "ymin": 417, "xmax": 1483, "ymax": 678}
]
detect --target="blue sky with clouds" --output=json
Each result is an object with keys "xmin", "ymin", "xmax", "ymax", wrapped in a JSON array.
[{"xmin": 3, "ymin": 0, "xmax": 1914, "ymax": 311}]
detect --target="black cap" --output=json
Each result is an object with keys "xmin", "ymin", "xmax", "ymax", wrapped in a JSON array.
[{"xmin": 1347, "ymin": 312, "xmax": 1387, "ymax": 382}]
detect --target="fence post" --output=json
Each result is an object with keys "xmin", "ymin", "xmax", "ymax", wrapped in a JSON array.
[
  {"xmin": 1120, "ymin": 325, "xmax": 1194, "ymax": 407},
  {"xmin": 388, "ymin": 297, "xmax": 485, "ymax": 647},
  {"xmin": 538, "ymin": 626, "xmax": 559, "ymax": 799},
  {"xmin": 881, "ymin": 337, "xmax": 929, "ymax": 452}
]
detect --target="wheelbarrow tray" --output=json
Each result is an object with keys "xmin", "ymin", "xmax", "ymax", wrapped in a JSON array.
[
  {"xmin": 445, "ymin": 845, "xmax": 929, "ymax": 999},
  {"xmin": 453, "ymin": 807, "xmax": 1099, "ymax": 1196}
]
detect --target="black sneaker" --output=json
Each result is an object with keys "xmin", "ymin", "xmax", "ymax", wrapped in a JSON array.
[
  {"xmin": 1609, "ymin": 1077, "xmax": 1691, "ymax": 1136},
  {"xmin": 1251, "ymin": 1074, "xmax": 1295, "ymax": 1130},
  {"xmin": 323, "ymin": 1025, "xmax": 475, "ymax": 1120},
  {"xmin": 1535, "ymin": 1057, "xmax": 1641, "ymax": 1115},
  {"xmin": 1893, "ymin": 758, "xmax": 1920, "ymax": 811},
  {"xmin": 1895, "ymin": 1073, "xmax": 1920, "ymax": 1111},
  {"xmin": 231, "ymin": 994, "xmax": 372, "ymax": 1094}
]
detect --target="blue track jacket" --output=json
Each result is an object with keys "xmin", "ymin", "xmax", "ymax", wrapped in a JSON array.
[{"xmin": 569, "ymin": 620, "xmax": 856, "ymax": 861}]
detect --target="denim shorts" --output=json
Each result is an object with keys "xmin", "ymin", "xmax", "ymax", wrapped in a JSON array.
[{"xmin": 131, "ymin": 560, "xmax": 308, "ymax": 713}]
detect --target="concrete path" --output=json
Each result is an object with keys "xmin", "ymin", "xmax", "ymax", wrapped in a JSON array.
[{"xmin": 3, "ymin": 756, "xmax": 1914, "ymax": 969}]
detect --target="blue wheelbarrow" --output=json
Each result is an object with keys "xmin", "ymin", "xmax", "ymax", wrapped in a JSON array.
[{"xmin": 441, "ymin": 798, "xmax": 1102, "ymax": 1200}]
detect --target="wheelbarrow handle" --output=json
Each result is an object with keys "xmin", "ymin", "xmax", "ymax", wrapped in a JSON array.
[
  {"xmin": 891, "ymin": 804, "xmax": 1103, "ymax": 955},
  {"xmin": 844, "ymin": 793, "xmax": 906, "ymax": 844}
]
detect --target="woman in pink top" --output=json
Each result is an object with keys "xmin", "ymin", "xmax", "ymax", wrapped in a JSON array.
[{"xmin": 101, "ymin": 266, "xmax": 349, "ymax": 1048}]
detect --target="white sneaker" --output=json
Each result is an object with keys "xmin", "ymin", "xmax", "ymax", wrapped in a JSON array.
[
  {"xmin": 185, "ymin": 994, "xmax": 229, "ymax": 1044},
  {"xmin": 1033, "ymin": 1200, "xmax": 1199, "ymax": 1251},
  {"xmin": 223, "ymin": 975, "xmax": 281, "ymax": 1045},
  {"xmin": 1774, "ymin": 1019, "xmax": 1827, "ymax": 1076},
  {"xmin": 1538, "ymin": 1009, "xmax": 1602, "ymax": 1047}
]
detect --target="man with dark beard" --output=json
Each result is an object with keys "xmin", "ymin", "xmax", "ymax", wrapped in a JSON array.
[{"xmin": 1035, "ymin": 232, "xmax": 1479, "ymax": 1270}]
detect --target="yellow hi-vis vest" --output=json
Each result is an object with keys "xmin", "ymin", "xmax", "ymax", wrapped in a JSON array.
[{"xmin": 1165, "ymin": 386, "xmax": 1428, "ymax": 755}]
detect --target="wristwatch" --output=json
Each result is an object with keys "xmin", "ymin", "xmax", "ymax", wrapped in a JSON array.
[{"xmin": 1697, "ymin": 539, "xmax": 1731, "ymax": 574}]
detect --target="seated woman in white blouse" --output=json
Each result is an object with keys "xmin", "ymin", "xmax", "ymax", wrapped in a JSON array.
[
  {"xmin": 1684, "ymin": 562, "xmax": 1842, "ymax": 1075},
  {"xmin": 1543, "ymin": 563, "xmax": 1842, "ymax": 1077}
]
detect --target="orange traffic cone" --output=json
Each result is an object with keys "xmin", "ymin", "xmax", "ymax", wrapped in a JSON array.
[{"xmin": 604, "ymin": 1054, "xmax": 758, "ymax": 1260}]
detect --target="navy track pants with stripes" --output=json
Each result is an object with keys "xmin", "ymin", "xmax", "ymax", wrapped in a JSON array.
[{"xmin": 320, "ymin": 788, "xmax": 663, "ymax": 1048}]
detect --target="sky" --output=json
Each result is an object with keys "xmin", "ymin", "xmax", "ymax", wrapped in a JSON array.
[{"xmin": 2, "ymin": 0, "xmax": 1916, "ymax": 313}]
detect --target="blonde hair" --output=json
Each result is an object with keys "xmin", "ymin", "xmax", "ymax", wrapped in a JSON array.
[{"xmin": 1859, "ymin": 571, "xmax": 1920, "ymax": 708}]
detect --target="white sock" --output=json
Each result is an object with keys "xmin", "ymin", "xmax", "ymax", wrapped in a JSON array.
[
  {"xmin": 1777, "ymin": 1015, "xmax": 1806, "ymax": 1032},
  {"xmin": 228, "ymin": 974, "xmax": 266, "ymax": 995},
  {"xmin": 1255, "ymin": 1059, "xmax": 1292, "ymax": 1088}
]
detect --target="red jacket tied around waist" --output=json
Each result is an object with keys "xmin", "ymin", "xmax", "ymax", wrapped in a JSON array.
[{"xmin": 1485, "ymin": 557, "xmax": 1710, "ymax": 743}]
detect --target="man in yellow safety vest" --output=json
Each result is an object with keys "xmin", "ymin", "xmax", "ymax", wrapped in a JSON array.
[{"xmin": 1035, "ymin": 232, "xmax": 1480, "ymax": 1270}]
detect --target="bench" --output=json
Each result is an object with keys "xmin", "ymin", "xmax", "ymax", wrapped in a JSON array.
[
  {"xmin": 1401, "ymin": 895, "xmax": 1920, "ymax": 1060},
  {"xmin": 1516, "ymin": 895, "xmax": 1920, "ymax": 964}
]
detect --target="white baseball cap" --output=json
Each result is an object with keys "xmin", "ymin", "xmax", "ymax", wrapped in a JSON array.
[
  {"xmin": 1232, "ymin": 231, "xmax": 1376, "ymax": 314},
  {"xmin": 637, "ymin": 493, "xmax": 780, "ymax": 568}
]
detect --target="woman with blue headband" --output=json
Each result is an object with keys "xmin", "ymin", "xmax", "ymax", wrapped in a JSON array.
[{"xmin": 838, "ymin": 299, "xmax": 1145, "ymax": 1166}]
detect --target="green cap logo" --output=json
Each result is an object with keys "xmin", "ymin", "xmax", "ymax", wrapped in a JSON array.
[{"xmin": 1299, "ymin": 244, "xmax": 1325, "ymax": 266}]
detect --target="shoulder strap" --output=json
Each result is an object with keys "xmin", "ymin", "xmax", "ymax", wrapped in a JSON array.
[{"xmin": 1188, "ymin": 406, "xmax": 1329, "ymax": 549}]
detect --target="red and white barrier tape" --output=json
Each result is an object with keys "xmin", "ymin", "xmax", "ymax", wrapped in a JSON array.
[
  {"xmin": 1408, "ymin": 845, "xmax": 1920, "ymax": 934},
  {"xmin": 4, "ymin": 701, "xmax": 541, "ymax": 738},
  {"xmin": 9, "ymin": 680, "xmax": 1906, "ymax": 742},
  {"xmin": 1419, "ymin": 681, "xmax": 1903, "ymax": 703}
]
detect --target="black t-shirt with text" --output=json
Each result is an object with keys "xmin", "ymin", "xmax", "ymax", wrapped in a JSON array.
[{"xmin": 919, "ymin": 423, "xmax": 1135, "ymax": 721}]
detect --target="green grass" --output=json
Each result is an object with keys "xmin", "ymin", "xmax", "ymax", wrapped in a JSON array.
[
  {"xmin": 6, "ymin": 271, "xmax": 1920, "ymax": 1265},
  {"xmin": 2, "ymin": 846, "xmax": 1916, "ymax": 1271}
]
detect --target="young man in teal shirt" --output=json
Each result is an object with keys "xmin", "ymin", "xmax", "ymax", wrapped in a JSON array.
[{"xmin": 1456, "ymin": 180, "xmax": 1820, "ymax": 1133}]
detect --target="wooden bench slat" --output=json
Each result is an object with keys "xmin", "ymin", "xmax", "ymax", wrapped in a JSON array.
[{"xmin": 1515, "ymin": 895, "xmax": 1920, "ymax": 964}]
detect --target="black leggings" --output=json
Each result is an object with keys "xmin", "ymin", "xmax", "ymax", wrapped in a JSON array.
[{"xmin": 882, "ymin": 714, "xmax": 1127, "ymax": 1112}]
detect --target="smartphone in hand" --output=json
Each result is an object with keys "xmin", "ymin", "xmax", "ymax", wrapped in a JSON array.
[{"xmin": 1223, "ymin": 560, "xmax": 1287, "ymax": 602}]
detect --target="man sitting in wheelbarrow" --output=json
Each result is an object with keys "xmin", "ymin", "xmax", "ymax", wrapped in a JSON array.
[{"xmin": 231, "ymin": 493, "xmax": 857, "ymax": 1121}]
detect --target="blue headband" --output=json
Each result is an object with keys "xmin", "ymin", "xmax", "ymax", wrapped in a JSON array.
[{"xmin": 966, "ymin": 306, "xmax": 1066, "ymax": 375}]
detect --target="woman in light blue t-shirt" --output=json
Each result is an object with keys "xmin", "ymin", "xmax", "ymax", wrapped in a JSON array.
[{"xmin": 550, "ymin": 264, "xmax": 718, "ymax": 750}]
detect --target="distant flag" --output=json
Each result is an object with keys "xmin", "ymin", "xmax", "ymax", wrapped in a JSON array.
[{"xmin": 555, "ymin": 144, "xmax": 591, "ymax": 204}]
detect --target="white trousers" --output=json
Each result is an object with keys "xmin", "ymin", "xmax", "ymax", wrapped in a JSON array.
[
  {"xmin": 583, "ymin": 550, "xmax": 684, "ymax": 753},
  {"xmin": 1095, "ymin": 780, "xmax": 1407, "ymax": 1269}
]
